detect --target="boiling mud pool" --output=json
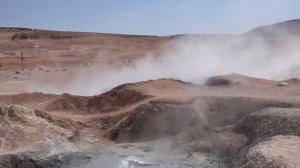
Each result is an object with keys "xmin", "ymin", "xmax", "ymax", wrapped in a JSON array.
[{"xmin": 82, "ymin": 142, "xmax": 226, "ymax": 168}]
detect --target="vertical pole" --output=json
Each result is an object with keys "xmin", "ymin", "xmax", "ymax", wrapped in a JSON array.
[{"xmin": 21, "ymin": 52, "xmax": 24, "ymax": 71}]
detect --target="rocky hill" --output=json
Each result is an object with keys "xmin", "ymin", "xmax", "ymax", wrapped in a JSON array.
[
  {"xmin": 0, "ymin": 75, "xmax": 299, "ymax": 167},
  {"xmin": 1, "ymin": 20, "xmax": 300, "ymax": 167}
]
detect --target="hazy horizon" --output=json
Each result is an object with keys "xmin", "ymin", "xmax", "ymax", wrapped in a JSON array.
[{"xmin": 1, "ymin": 0, "xmax": 300, "ymax": 35}]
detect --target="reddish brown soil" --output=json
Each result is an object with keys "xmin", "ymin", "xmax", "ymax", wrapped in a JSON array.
[
  {"xmin": 1, "ymin": 20, "xmax": 300, "ymax": 167},
  {"xmin": 0, "ymin": 28, "xmax": 171, "ymax": 95}
]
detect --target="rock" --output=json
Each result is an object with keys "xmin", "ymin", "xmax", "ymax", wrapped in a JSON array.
[
  {"xmin": 109, "ymin": 101, "xmax": 202, "ymax": 142},
  {"xmin": 234, "ymin": 107, "xmax": 300, "ymax": 140},
  {"xmin": 232, "ymin": 107, "xmax": 300, "ymax": 168},
  {"xmin": 276, "ymin": 82, "xmax": 288, "ymax": 86},
  {"xmin": 0, "ymin": 154, "xmax": 37, "ymax": 168},
  {"xmin": 290, "ymin": 78, "xmax": 299, "ymax": 81},
  {"xmin": 127, "ymin": 160, "xmax": 155, "ymax": 167},
  {"xmin": 38, "ymin": 67, "xmax": 46, "ymax": 71},
  {"xmin": 0, "ymin": 104, "xmax": 34, "ymax": 122},
  {"xmin": 205, "ymin": 76, "xmax": 232, "ymax": 86},
  {"xmin": 239, "ymin": 136, "xmax": 300, "ymax": 168},
  {"xmin": 0, "ymin": 152, "xmax": 92, "ymax": 168}
]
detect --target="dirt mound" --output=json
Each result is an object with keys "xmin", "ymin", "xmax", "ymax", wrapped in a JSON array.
[
  {"xmin": 109, "ymin": 100, "xmax": 202, "ymax": 142},
  {"xmin": 42, "ymin": 94, "xmax": 89, "ymax": 113},
  {"xmin": 0, "ymin": 93, "xmax": 58, "ymax": 108},
  {"xmin": 200, "ymin": 98, "xmax": 293, "ymax": 127},
  {"xmin": 0, "ymin": 77, "xmax": 300, "ymax": 167},
  {"xmin": 109, "ymin": 96, "xmax": 294, "ymax": 143},
  {"xmin": 0, "ymin": 104, "xmax": 71, "ymax": 153},
  {"xmin": 86, "ymin": 84, "xmax": 150, "ymax": 113},
  {"xmin": 232, "ymin": 108, "xmax": 300, "ymax": 167},
  {"xmin": 234, "ymin": 107, "xmax": 300, "ymax": 140},
  {"xmin": 0, "ymin": 104, "xmax": 35, "ymax": 123},
  {"xmin": 239, "ymin": 135, "xmax": 300, "ymax": 168},
  {"xmin": 43, "ymin": 84, "xmax": 151, "ymax": 113},
  {"xmin": 34, "ymin": 109, "xmax": 86, "ymax": 131},
  {"xmin": 205, "ymin": 74, "xmax": 275, "ymax": 86}
]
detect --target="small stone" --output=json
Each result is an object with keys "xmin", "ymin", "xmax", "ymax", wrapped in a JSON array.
[
  {"xmin": 276, "ymin": 82, "xmax": 288, "ymax": 86},
  {"xmin": 38, "ymin": 67, "xmax": 45, "ymax": 71}
]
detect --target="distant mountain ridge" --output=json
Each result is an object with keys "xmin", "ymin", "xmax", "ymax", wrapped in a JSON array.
[
  {"xmin": 1, "ymin": 19, "xmax": 300, "ymax": 37},
  {"xmin": 245, "ymin": 19, "xmax": 300, "ymax": 37}
]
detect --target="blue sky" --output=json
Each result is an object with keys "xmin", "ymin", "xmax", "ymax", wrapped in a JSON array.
[{"xmin": 1, "ymin": 0, "xmax": 300, "ymax": 35}]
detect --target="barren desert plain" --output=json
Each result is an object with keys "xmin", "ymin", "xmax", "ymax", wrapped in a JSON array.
[{"xmin": 0, "ymin": 20, "xmax": 300, "ymax": 168}]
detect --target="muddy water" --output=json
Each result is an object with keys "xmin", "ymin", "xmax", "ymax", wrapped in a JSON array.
[
  {"xmin": 90, "ymin": 155, "xmax": 222, "ymax": 168},
  {"xmin": 72, "ymin": 140, "xmax": 227, "ymax": 168},
  {"xmin": 91, "ymin": 155, "xmax": 206, "ymax": 168},
  {"xmin": 0, "ymin": 139, "xmax": 228, "ymax": 168}
]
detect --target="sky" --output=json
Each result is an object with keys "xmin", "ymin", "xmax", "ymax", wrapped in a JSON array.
[{"xmin": 1, "ymin": 0, "xmax": 300, "ymax": 35}]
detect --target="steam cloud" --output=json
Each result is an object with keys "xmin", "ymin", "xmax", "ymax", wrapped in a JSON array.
[{"xmin": 27, "ymin": 31, "xmax": 300, "ymax": 96}]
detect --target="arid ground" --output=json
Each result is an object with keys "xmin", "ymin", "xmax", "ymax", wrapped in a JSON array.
[{"xmin": 0, "ymin": 20, "xmax": 300, "ymax": 168}]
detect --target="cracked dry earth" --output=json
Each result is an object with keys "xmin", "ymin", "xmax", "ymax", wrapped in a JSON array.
[{"xmin": 0, "ymin": 74, "xmax": 300, "ymax": 168}]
